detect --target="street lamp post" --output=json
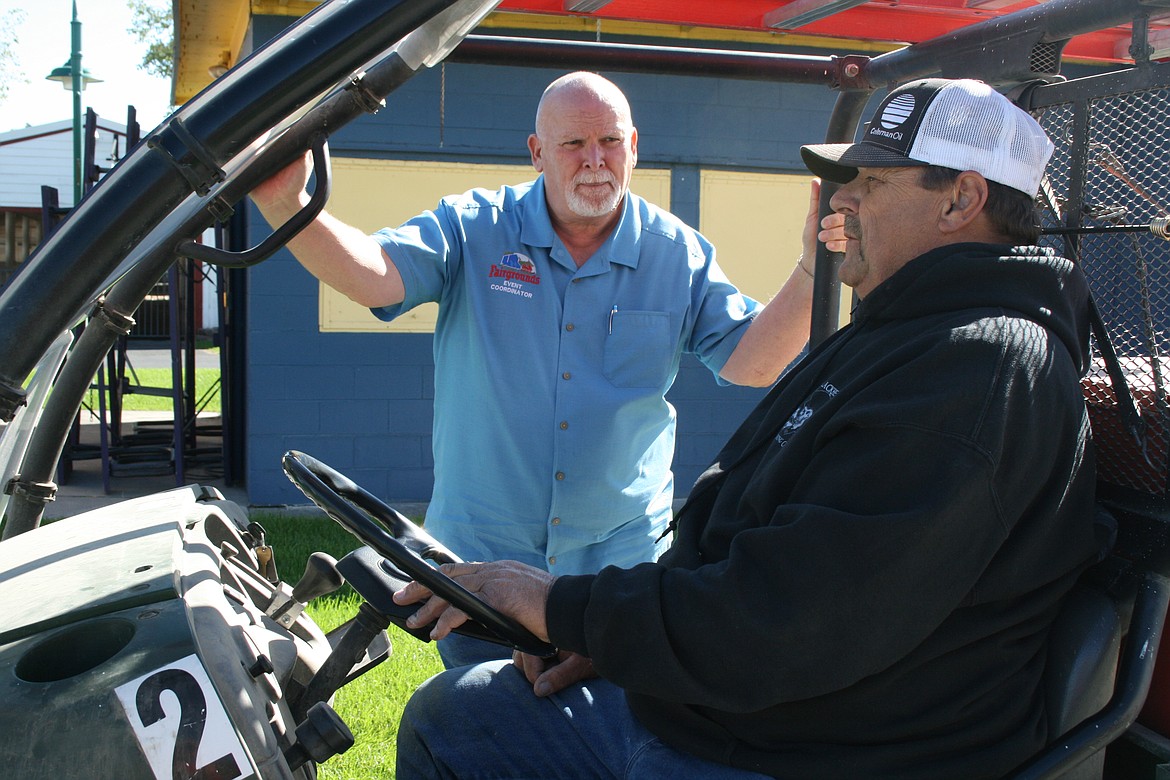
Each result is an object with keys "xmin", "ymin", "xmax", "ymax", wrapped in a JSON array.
[
  {"xmin": 45, "ymin": 0, "xmax": 101, "ymax": 207},
  {"xmin": 68, "ymin": 2, "xmax": 81, "ymax": 205},
  {"xmin": 43, "ymin": 0, "xmax": 103, "ymax": 490}
]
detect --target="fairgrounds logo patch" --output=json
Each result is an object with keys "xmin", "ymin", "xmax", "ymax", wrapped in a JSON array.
[{"xmin": 488, "ymin": 252, "xmax": 541, "ymax": 299}]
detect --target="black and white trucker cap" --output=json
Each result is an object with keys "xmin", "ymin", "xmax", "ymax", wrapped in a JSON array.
[{"xmin": 800, "ymin": 78, "xmax": 1054, "ymax": 196}]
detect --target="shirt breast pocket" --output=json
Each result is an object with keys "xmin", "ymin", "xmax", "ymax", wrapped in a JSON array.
[{"xmin": 603, "ymin": 310, "xmax": 672, "ymax": 388}]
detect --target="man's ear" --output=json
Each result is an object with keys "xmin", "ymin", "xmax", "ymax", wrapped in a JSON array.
[
  {"xmin": 939, "ymin": 171, "xmax": 989, "ymax": 234},
  {"xmin": 528, "ymin": 134, "xmax": 543, "ymax": 172}
]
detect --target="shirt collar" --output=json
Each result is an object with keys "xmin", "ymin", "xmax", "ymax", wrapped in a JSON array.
[{"xmin": 520, "ymin": 175, "xmax": 642, "ymax": 271}]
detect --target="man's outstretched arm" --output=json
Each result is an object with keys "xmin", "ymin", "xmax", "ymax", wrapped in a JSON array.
[
  {"xmin": 251, "ymin": 147, "xmax": 407, "ymax": 309},
  {"xmin": 720, "ymin": 178, "xmax": 846, "ymax": 387}
]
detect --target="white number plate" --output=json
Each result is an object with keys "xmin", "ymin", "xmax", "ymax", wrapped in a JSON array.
[{"xmin": 116, "ymin": 654, "xmax": 256, "ymax": 780}]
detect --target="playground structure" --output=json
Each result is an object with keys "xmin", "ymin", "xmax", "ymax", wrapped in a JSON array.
[{"xmin": 1, "ymin": 0, "xmax": 1170, "ymax": 776}]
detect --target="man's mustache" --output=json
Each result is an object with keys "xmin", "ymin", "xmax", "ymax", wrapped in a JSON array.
[
  {"xmin": 575, "ymin": 172, "xmax": 617, "ymax": 186},
  {"xmin": 844, "ymin": 215, "xmax": 861, "ymax": 240}
]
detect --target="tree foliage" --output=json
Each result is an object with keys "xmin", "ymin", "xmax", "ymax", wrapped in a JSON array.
[
  {"xmin": 127, "ymin": 0, "xmax": 174, "ymax": 80},
  {"xmin": 0, "ymin": 9, "xmax": 29, "ymax": 107}
]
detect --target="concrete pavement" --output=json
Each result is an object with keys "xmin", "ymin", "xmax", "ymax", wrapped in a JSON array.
[
  {"xmin": 43, "ymin": 347, "xmax": 242, "ymax": 519},
  {"xmin": 46, "ymin": 407, "xmax": 431, "ymax": 522},
  {"xmin": 46, "ymin": 410, "xmax": 250, "ymax": 520}
]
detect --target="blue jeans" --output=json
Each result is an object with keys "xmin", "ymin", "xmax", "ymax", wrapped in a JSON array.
[
  {"xmin": 436, "ymin": 632, "xmax": 513, "ymax": 669},
  {"xmin": 396, "ymin": 660, "xmax": 772, "ymax": 780}
]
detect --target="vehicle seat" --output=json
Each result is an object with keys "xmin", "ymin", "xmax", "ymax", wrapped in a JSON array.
[
  {"xmin": 1041, "ymin": 581, "xmax": 1124, "ymax": 779},
  {"xmin": 1010, "ymin": 551, "xmax": 1170, "ymax": 779}
]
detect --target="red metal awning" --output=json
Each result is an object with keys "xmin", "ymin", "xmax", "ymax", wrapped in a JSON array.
[{"xmin": 496, "ymin": 0, "xmax": 1170, "ymax": 63}]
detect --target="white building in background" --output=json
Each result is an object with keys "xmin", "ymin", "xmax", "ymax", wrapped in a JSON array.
[
  {"xmin": 0, "ymin": 117, "xmax": 130, "ymax": 283},
  {"xmin": 0, "ymin": 118, "xmax": 219, "ymax": 332},
  {"xmin": 0, "ymin": 117, "xmax": 129, "ymax": 209}
]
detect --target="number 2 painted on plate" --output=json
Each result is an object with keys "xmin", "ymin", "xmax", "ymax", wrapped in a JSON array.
[{"xmin": 135, "ymin": 668, "xmax": 243, "ymax": 780}]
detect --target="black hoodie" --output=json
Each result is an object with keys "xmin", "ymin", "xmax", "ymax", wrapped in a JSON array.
[{"xmin": 548, "ymin": 243, "xmax": 1100, "ymax": 779}]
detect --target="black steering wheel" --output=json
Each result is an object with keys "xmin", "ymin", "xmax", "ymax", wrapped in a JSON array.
[{"xmin": 281, "ymin": 450, "xmax": 558, "ymax": 658}]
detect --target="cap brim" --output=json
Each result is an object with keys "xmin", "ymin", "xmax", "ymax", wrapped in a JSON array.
[{"xmin": 800, "ymin": 142, "xmax": 929, "ymax": 183}]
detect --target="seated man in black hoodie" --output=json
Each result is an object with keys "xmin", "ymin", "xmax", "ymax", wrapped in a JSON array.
[{"xmin": 392, "ymin": 78, "xmax": 1101, "ymax": 779}]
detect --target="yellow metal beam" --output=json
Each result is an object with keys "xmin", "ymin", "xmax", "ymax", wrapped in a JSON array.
[
  {"xmin": 171, "ymin": 4, "xmax": 897, "ymax": 109},
  {"xmin": 479, "ymin": 11, "xmax": 900, "ymax": 53},
  {"xmin": 173, "ymin": 0, "xmax": 254, "ymax": 105}
]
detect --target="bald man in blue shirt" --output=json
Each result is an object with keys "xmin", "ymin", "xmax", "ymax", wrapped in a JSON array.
[{"xmin": 253, "ymin": 71, "xmax": 831, "ymax": 667}]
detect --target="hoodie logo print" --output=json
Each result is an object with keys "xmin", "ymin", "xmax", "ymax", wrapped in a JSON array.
[{"xmin": 776, "ymin": 382, "xmax": 839, "ymax": 446}]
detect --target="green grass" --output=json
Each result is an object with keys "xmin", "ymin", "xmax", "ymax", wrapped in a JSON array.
[
  {"xmin": 84, "ymin": 367, "xmax": 221, "ymax": 414},
  {"xmin": 250, "ymin": 511, "xmax": 444, "ymax": 778}
]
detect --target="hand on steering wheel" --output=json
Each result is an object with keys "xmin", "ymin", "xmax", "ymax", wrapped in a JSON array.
[{"xmin": 282, "ymin": 450, "xmax": 558, "ymax": 658}]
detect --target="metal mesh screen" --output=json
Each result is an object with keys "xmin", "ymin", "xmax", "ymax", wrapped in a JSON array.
[
  {"xmin": 1029, "ymin": 42, "xmax": 1062, "ymax": 77},
  {"xmin": 1037, "ymin": 83, "xmax": 1170, "ymax": 496}
]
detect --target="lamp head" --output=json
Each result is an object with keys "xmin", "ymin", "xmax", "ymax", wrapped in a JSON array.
[{"xmin": 45, "ymin": 61, "xmax": 102, "ymax": 91}]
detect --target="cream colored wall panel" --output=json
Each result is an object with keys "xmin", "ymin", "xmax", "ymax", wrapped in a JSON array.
[
  {"xmin": 320, "ymin": 159, "xmax": 671, "ymax": 333},
  {"xmin": 699, "ymin": 170, "xmax": 851, "ymax": 330}
]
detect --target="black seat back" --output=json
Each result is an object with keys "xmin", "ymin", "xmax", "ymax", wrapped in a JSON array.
[{"xmin": 1040, "ymin": 581, "xmax": 1125, "ymax": 779}]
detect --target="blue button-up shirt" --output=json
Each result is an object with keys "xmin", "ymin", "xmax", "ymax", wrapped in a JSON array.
[{"xmin": 372, "ymin": 177, "xmax": 760, "ymax": 575}]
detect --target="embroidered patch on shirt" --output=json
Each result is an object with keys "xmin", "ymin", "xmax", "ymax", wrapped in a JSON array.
[
  {"xmin": 776, "ymin": 382, "xmax": 839, "ymax": 446},
  {"xmin": 489, "ymin": 252, "xmax": 541, "ymax": 299}
]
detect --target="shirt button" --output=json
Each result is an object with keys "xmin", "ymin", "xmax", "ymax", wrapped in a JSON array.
[
  {"xmin": 556, "ymin": 471, "xmax": 565, "ymax": 481},
  {"xmin": 559, "ymin": 421, "xmax": 569, "ymax": 430},
  {"xmin": 565, "ymin": 323, "xmax": 575, "ymax": 332},
  {"xmin": 549, "ymin": 556, "xmax": 557, "ymax": 566},
  {"xmin": 562, "ymin": 372, "xmax": 571, "ymax": 380},
  {"xmin": 551, "ymin": 517, "xmax": 561, "ymax": 525}
]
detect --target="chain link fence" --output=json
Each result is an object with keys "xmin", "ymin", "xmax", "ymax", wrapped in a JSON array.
[{"xmin": 1037, "ymin": 76, "xmax": 1170, "ymax": 496}]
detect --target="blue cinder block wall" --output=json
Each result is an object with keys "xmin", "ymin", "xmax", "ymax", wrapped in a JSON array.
[{"xmin": 245, "ymin": 16, "xmax": 836, "ymax": 505}]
